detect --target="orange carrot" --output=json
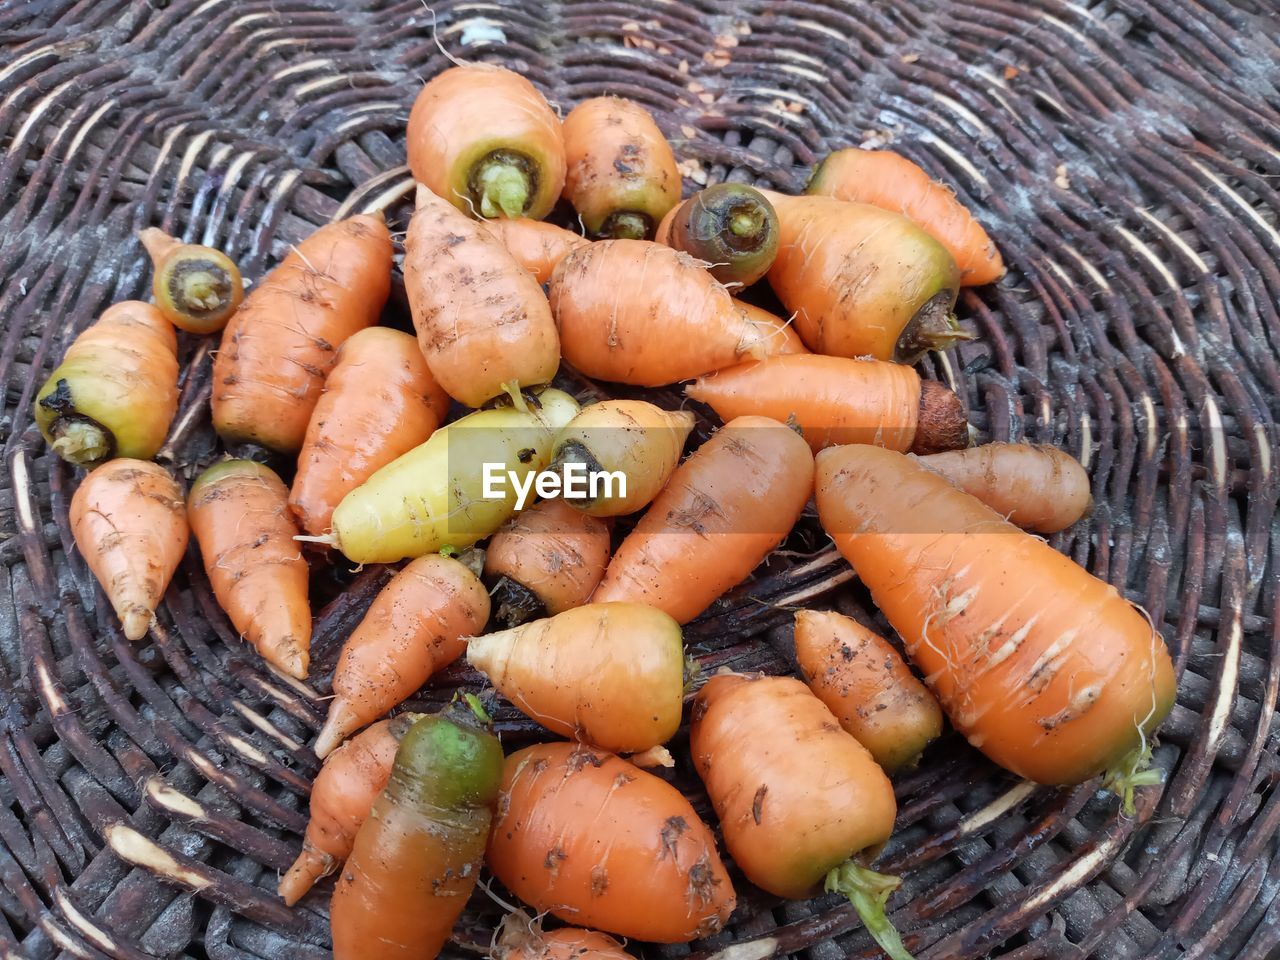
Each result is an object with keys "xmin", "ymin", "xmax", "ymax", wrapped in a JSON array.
[
  {"xmin": 686, "ymin": 354, "xmax": 967, "ymax": 454},
  {"xmin": 487, "ymin": 742, "xmax": 736, "ymax": 942},
  {"xmin": 480, "ymin": 218, "xmax": 589, "ymax": 284},
  {"xmin": 494, "ymin": 913, "xmax": 631, "ymax": 960},
  {"xmin": 407, "ymin": 65, "xmax": 566, "ymax": 220},
  {"xmin": 212, "ymin": 215, "xmax": 391, "ymax": 453},
  {"xmin": 289, "ymin": 328, "xmax": 449, "ymax": 536},
  {"xmin": 593, "ymin": 416, "xmax": 814, "ymax": 623},
  {"xmin": 562, "ymin": 97, "xmax": 681, "ymax": 239},
  {"xmin": 313, "ymin": 553, "xmax": 490, "ymax": 758},
  {"xmin": 484, "ymin": 498, "xmax": 611, "ymax": 626},
  {"xmin": 405, "ymin": 186, "xmax": 560, "ymax": 407},
  {"xmin": 807, "ymin": 148, "xmax": 1004, "ymax": 285},
  {"xmin": 548, "ymin": 239, "xmax": 768, "ymax": 386},
  {"xmin": 815, "ymin": 445, "xmax": 1176, "ymax": 806},
  {"xmin": 916, "ymin": 442, "xmax": 1091, "ymax": 533},
  {"xmin": 69, "ymin": 459, "xmax": 187, "ymax": 641},
  {"xmin": 794, "ymin": 610, "xmax": 943, "ymax": 772},
  {"xmin": 188, "ymin": 461, "xmax": 311, "ymax": 679},
  {"xmin": 736, "ymin": 301, "xmax": 808, "ymax": 355},
  {"xmin": 138, "ymin": 228, "xmax": 243, "ymax": 334}
]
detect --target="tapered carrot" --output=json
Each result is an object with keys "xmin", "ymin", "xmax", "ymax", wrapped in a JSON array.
[
  {"xmin": 313, "ymin": 553, "xmax": 490, "ymax": 758},
  {"xmin": 188, "ymin": 461, "xmax": 311, "ymax": 679},
  {"xmin": 593, "ymin": 416, "xmax": 814, "ymax": 623},
  {"xmin": 815, "ymin": 445, "xmax": 1176, "ymax": 805},
  {"xmin": 138, "ymin": 228, "xmax": 243, "ymax": 334},
  {"xmin": 405, "ymin": 186, "xmax": 561, "ymax": 407},
  {"xmin": 480, "ymin": 218, "xmax": 589, "ymax": 284},
  {"xmin": 212, "ymin": 215, "xmax": 391, "ymax": 453},
  {"xmin": 494, "ymin": 913, "xmax": 632, "ymax": 960},
  {"xmin": 807, "ymin": 148, "xmax": 1004, "ymax": 285},
  {"xmin": 736, "ymin": 301, "xmax": 808, "ymax": 355},
  {"xmin": 794, "ymin": 610, "xmax": 943, "ymax": 773},
  {"xmin": 70, "ymin": 459, "xmax": 187, "ymax": 641},
  {"xmin": 549, "ymin": 239, "xmax": 770, "ymax": 386},
  {"xmin": 487, "ymin": 742, "xmax": 736, "ymax": 942},
  {"xmin": 484, "ymin": 499, "xmax": 611, "ymax": 627},
  {"xmin": 916, "ymin": 443, "xmax": 1091, "ymax": 533},
  {"xmin": 686, "ymin": 354, "xmax": 967, "ymax": 454},
  {"xmin": 289, "ymin": 328, "xmax": 449, "ymax": 536},
  {"xmin": 35, "ymin": 301, "xmax": 179, "ymax": 467}
]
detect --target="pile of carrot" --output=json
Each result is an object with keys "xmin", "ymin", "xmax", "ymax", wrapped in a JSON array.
[{"xmin": 37, "ymin": 57, "xmax": 1177, "ymax": 960}]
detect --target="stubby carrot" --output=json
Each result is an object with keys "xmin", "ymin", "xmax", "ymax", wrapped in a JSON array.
[
  {"xmin": 562, "ymin": 97, "xmax": 681, "ymax": 239},
  {"xmin": 593, "ymin": 416, "xmax": 814, "ymax": 624},
  {"xmin": 289, "ymin": 328, "xmax": 449, "ymax": 536},
  {"xmin": 313, "ymin": 553, "xmax": 490, "ymax": 758},
  {"xmin": 70, "ymin": 459, "xmax": 187, "ymax": 641},
  {"xmin": 667, "ymin": 183, "xmax": 779, "ymax": 287},
  {"xmin": 794, "ymin": 610, "xmax": 943, "ymax": 773},
  {"xmin": 480, "ymin": 218, "xmax": 589, "ymax": 284},
  {"xmin": 493, "ymin": 913, "xmax": 631, "ymax": 960},
  {"xmin": 188, "ymin": 460, "xmax": 311, "ymax": 679},
  {"xmin": 407, "ymin": 65, "xmax": 565, "ymax": 220},
  {"xmin": 138, "ymin": 228, "xmax": 243, "ymax": 334},
  {"xmin": 212, "ymin": 215, "xmax": 391, "ymax": 453},
  {"xmin": 807, "ymin": 148, "xmax": 1004, "ymax": 285},
  {"xmin": 686, "ymin": 354, "xmax": 967, "ymax": 454},
  {"xmin": 36, "ymin": 301, "xmax": 179, "ymax": 467},
  {"xmin": 815, "ymin": 445, "xmax": 1176, "ymax": 806},
  {"xmin": 487, "ymin": 742, "xmax": 736, "ymax": 942}
]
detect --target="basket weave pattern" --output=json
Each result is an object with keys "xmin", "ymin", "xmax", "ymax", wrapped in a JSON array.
[{"xmin": 1, "ymin": 1, "xmax": 1278, "ymax": 957}]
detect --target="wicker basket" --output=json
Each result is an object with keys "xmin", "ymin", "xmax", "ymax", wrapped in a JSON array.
[{"xmin": 2, "ymin": 0, "xmax": 1278, "ymax": 957}]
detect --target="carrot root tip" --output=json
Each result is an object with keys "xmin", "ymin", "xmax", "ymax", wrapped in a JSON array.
[
  {"xmin": 294, "ymin": 532, "xmax": 337, "ymax": 548},
  {"xmin": 121, "ymin": 607, "xmax": 154, "ymax": 642},
  {"xmin": 314, "ymin": 700, "xmax": 360, "ymax": 759},
  {"xmin": 824, "ymin": 862, "xmax": 915, "ymax": 960},
  {"xmin": 1102, "ymin": 743, "xmax": 1162, "ymax": 817}
]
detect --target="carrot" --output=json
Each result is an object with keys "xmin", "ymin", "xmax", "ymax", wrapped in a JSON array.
[
  {"xmin": 330, "ymin": 697, "xmax": 503, "ymax": 960},
  {"xmin": 467, "ymin": 602, "xmax": 684, "ymax": 753},
  {"xmin": 279, "ymin": 714, "xmax": 420, "ymax": 905},
  {"xmin": 793, "ymin": 610, "xmax": 943, "ymax": 773},
  {"xmin": 562, "ymin": 97, "xmax": 681, "ymax": 239},
  {"xmin": 548, "ymin": 239, "xmax": 770, "ymax": 386},
  {"xmin": 666, "ymin": 183, "xmax": 778, "ymax": 287},
  {"xmin": 188, "ymin": 460, "xmax": 311, "ymax": 679},
  {"xmin": 211, "ymin": 215, "xmax": 391, "ymax": 453},
  {"xmin": 691, "ymin": 673, "xmax": 910, "ymax": 960},
  {"xmin": 138, "ymin": 228, "xmax": 243, "ymax": 334},
  {"xmin": 653, "ymin": 204, "xmax": 677, "ymax": 245},
  {"xmin": 405, "ymin": 186, "xmax": 561, "ymax": 407},
  {"xmin": 915, "ymin": 442, "xmax": 1091, "ymax": 533},
  {"xmin": 487, "ymin": 742, "xmax": 736, "ymax": 942},
  {"xmin": 814, "ymin": 445, "xmax": 1176, "ymax": 806},
  {"xmin": 550, "ymin": 400, "xmax": 694, "ymax": 516},
  {"xmin": 763, "ymin": 192, "xmax": 962, "ymax": 363},
  {"xmin": 480, "ymin": 218, "xmax": 589, "ymax": 284},
  {"xmin": 35, "ymin": 301, "xmax": 179, "ymax": 467},
  {"xmin": 484, "ymin": 499, "xmax": 611, "ymax": 627},
  {"xmin": 314, "ymin": 553, "xmax": 490, "ymax": 758},
  {"xmin": 69, "ymin": 459, "xmax": 187, "ymax": 641},
  {"xmin": 289, "ymin": 328, "xmax": 449, "ymax": 536},
  {"xmin": 593, "ymin": 416, "xmax": 814, "ymax": 624},
  {"xmin": 494, "ymin": 912, "xmax": 631, "ymax": 960},
  {"xmin": 316, "ymin": 388, "xmax": 580, "ymax": 565},
  {"xmin": 407, "ymin": 65, "xmax": 565, "ymax": 220},
  {"xmin": 735, "ymin": 300, "xmax": 808, "ymax": 355},
  {"xmin": 686, "ymin": 354, "xmax": 968, "ymax": 454},
  {"xmin": 807, "ymin": 148, "xmax": 1004, "ymax": 285}
]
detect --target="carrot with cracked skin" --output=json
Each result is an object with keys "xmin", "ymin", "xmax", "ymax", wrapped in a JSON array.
[
  {"xmin": 562, "ymin": 97, "xmax": 681, "ymax": 239},
  {"xmin": 480, "ymin": 218, "xmax": 589, "ymax": 284},
  {"xmin": 313, "ymin": 553, "xmax": 490, "ymax": 758},
  {"xmin": 405, "ymin": 186, "xmax": 561, "ymax": 407},
  {"xmin": 279, "ymin": 715, "xmax": 420, "ymax": 905},
  {"xmin": 211, "ymin": 215, "xmax": 391, "ymax": 453},
  {"xmin": 807, "ymin": 148, "xmax": 1005, "ymax": 285},
  {"xmin": 188, "ymin": 460, "xmax": 311, "ymax": 679},
  {"xmin": 915, "ymin": 442, "xmax": 1091, "ymax": 533},
  {"xmin": 70, "ymin": 459, "xmax": 187, "ymax": 641},
  {"xmin": 35, "ymin": 301, "xmax": 179, "ymax": 467},
  {"xmin": 548, "ymin": 239, "xmax": 772, "ymax": 386},
  {"xmin": 815, "ymin": 445, "xmax": 1176, "ymax": 805},
  {"xmin": 407, "ymin": 65, "xmax": 566, "ymax": 220},
  {"xmin": 493, "ymin": 913, "xmax": 632, "ymax": 960},
  {"xmin": 593, "ymin": 416, "xmax": 814, "ymax": 624},
  {"xmin": 138, "ymin": 228, "xmax": 243, "ymax": 334},
  {"xmin": 686, "ymin": 354, "xmax": 967, "ymax": 454},
  {"xmin": 487, "ymin": 742, "xmax": 736, "ymax": 942},
  {"xmin": 691, "ymin": 673, "xmax": 911, "ymax": 960},
  {"xmin": 467, "ymin": 602, "xmax": 685, "ymax": 753},
  {"xmin": 289, "ymin": 328, "xmax": 449, "ymax": 536},
  {"xmin": 794, "ymin": 610, "xmax": 943, "ymax": 773},
  {"xmin": 484, "ymin": 499, "xmax": 611, "ymax": 627}
]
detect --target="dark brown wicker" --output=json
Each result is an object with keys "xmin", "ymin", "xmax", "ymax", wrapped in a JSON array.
[{"xmin": 1, "ymin": 0, "xmax": 1278, "ymax": 957}]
